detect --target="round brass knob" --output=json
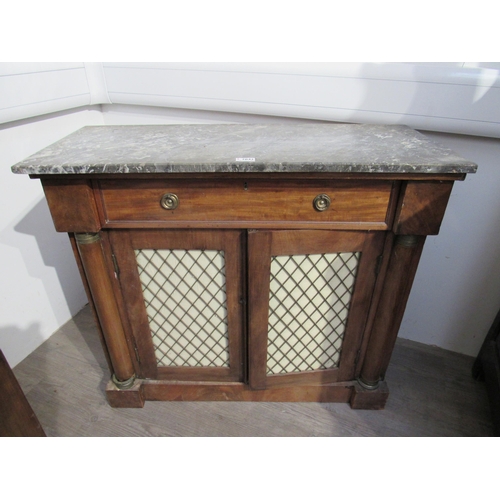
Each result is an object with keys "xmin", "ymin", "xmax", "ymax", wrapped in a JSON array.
[
  {"xmin": 160, "ymin": 193, "xmax": 179, "ymax": 210},
  {"xmin": 313, "ymin": 194, "xmax": 331, "ymax": 212}
]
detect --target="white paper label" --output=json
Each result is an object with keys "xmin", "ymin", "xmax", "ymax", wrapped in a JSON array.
[{"xmin": 235, "ymin": 157, "xmax": 255, "ymax": 162}]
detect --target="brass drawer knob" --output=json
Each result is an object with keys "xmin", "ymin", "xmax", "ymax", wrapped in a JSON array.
[
  {"xmin": 160, "ymin": 193, "xmax": 179, "ymax": 210},
  {"xmin": 313, "ymin": 194, "xmax": 331, "ymax": 212}
]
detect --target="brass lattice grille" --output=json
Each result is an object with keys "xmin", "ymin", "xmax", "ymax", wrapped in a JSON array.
[
  {"xmin": 135, "ymin": 249, "xmax": 229, "ymax": 367},
  {"xmin": 267, "ymin": 252, "xmax": 360, "ymax": 375}
]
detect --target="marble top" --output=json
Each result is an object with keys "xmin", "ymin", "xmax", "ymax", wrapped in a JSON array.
[{"xmin": 11, "ymin": 123, "xmax": 477, "ymax": 175}]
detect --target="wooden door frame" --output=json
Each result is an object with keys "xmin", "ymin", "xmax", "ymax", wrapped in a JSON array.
[
  {"xmin": 109, "ymin": 229, "xmax": 246, "ymax": 382},
  {"xmin": 248, "ymin": 229, "xmax": 385, "ymax": 390}
]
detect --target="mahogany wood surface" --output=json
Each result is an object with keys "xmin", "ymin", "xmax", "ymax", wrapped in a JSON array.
[
  {"xmin": 75, "ymin": 234, "xmax": 136, "ymax": 383},
  {"xmin": 96, "ymin": 178, "xmax": 394, "ymax": 229},
  {"xmin": 247, "ymin": 230, "xmax": 272, "ymax": 390},
  {"xmin": 108, "ymin": 230, "xmax": 157, "ymax": 377},
  {"xmin": 106, "ymin": 379, "xmax": 354, "ymax": 407},
  {"xmin": 68, "ymin": 233, "xmax": 113, "ymax": 374},
  {"xmin": 106, "ymin": 379, "xmax": 145, "ymax": 408},
  {"xmin": 350, "ymin": 380, "xmax": 390, "ymax": 410},
  {"xmin": 98, "ymin": 231, "xmax": 143, "ymax": 377},
  {"xmin": 0, "ymin": 350, "xmax": 45, "ymax": 437},
  {"xmin": 354, "ymin": 232, "xmax": 395, "ymax": 379},
  {"xmin": 358, "ymin": 235, "xmax": 426, "ymax": 386},
  {"xmin": 394, "ymin": 181, "xmax": 454, "ymax": 235},
  {"xmin": 32, "ymin": 172, "xmax": 466, "ymax": 181},
  {"xmin": 42, "ymin": 178, "xmax": 101, "ymax": 233}
]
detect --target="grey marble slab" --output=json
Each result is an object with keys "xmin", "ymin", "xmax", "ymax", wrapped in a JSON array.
[{"xmin": 11, "ymin": 123, "xmax": 477, "ymax": 175}]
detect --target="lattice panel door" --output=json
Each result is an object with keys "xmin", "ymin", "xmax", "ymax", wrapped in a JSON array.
[
  {"xmin": 135, "ymin": 248, "xmax": 230, "ymax": 368},
  {"xmin": 267, "ymin": 252, "xmax": 360, "ymax": 375}
]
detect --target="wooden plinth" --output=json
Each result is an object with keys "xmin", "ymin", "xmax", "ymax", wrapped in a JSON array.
[{"xmin": 106, "ymin": 378, "xmax": 390, "ymax": 409}]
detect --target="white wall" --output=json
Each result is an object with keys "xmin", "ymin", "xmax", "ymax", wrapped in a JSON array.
[
  {"xmin": 399, "ymin": 132, "xmax": 500, "ymax": 354},
  {"xmin": 2, "ymin": 63, "xmax": 500, "ymax": 137},
  {"xmin": 101, "ymin": 62, "xmax": 500, "ymax": 138},
  {"xmin": 0, "ymin": 107, "xmax": 104, "ymax": 366},
  {"xmin": 2, "ymin": 62, "xmax": 500, "ymax": 367},
  {"xmin": 0, "ymin": 62, "xmax": 108, "ymax": 124}
]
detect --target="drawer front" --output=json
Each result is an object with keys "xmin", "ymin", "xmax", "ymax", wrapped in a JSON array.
[{"xmin": 97, "ymin": 179, "xmax": 395, "ymax": 229}]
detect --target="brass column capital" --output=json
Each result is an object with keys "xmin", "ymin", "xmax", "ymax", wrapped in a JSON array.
[
  {"xmin": 395, "ymin": 234, "xmax": 419, "ymax": 248},
  {"xmin": 75, "ymin": 232, "xmax": 101, "ymax": 245}
]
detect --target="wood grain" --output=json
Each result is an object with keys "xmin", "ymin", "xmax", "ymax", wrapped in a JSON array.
[
  {"xmin": 41, "ymin": 178, "xmax": 101, "ymax": 232},
  {"xmin": 75, "ymin": 234, "xmax": 136, "ymax": 383},
  {"xmin": 350, "ymin": 380, "xmax": 390, "ymax": 410},
  {"xmin": 68, "ymin": 233, "xmax": 113, "ymax": 374},
  {"xmin": 358, "ymin": 235, "xmax": 426, "ymax": 386},
  {"xmin": 247, "ymin": 230, "xmax": 272, "ymax": 390},
  {"xmin": 394, "ymin": 181, "xmax": 454, "ymax": 235},
  {"xmin": 140, "ymin": 380, "xmax": 352, "ymax": 403},
  {"xmin": 97, "ymin": 178, "xmax": 394, "ymax": 229}
]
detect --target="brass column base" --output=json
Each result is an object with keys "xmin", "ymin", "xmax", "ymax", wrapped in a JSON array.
[
  {"xmin": 111, "ymin": 374, "xmax": 136, "ymax": 390},
  {"xmin": 356, "ymin": 376, "xmax": 380, "ymax": 391}
]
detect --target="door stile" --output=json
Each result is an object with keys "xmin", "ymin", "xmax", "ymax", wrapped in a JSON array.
[
  {"xmin": 109, "ymin": 230, "xmax": 158, "ymax": 378},
  {"xmin": 335, "ymin": 231, "xmax": 386, "ymax": 381},
  {"xmin": 247, "ymin": 230, "xmax": 273, "ymax": 390}
]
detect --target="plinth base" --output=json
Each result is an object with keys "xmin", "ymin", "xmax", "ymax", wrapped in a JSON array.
[
  {"xmin": 349, "ymin": 380, "xmax": 390, "ymax": 410},
  {"xmin": 105, "ymin": 378, "xmax": 390, "ymax": 409}
]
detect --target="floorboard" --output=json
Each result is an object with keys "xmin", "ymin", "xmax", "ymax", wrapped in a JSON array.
[{"xmin": 12, "ymin": 305, "xmax": 495, "ymax": 437}]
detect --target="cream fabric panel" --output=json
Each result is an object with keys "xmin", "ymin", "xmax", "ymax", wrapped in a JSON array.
[
  {"xmin": 267, "ymin": 252, "xmax": 360, "ymax": 375},
  {"xmin": 135, "ymin": 249, "xmax": 230, "ymax": 368}
]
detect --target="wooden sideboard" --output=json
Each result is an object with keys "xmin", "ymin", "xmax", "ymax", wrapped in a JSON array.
[{"xmin": 12, "ymin": 124, "xmax": 477, "ymax": 409}]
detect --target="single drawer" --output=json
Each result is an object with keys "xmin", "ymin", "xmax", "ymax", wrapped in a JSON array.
[{"xmin": 97, "ymin": 178, "xmax": 395, "ymax": 229}]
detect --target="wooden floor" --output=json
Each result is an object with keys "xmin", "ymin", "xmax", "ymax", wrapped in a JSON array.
[{"xmin": 13, "ymin": 304, "xmax": 494, "ymax": 437}]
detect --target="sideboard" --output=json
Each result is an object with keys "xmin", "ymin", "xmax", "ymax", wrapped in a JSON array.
[{"xmin": 11, "ymin": 123, "xmax": 477, "ymax": 409}]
